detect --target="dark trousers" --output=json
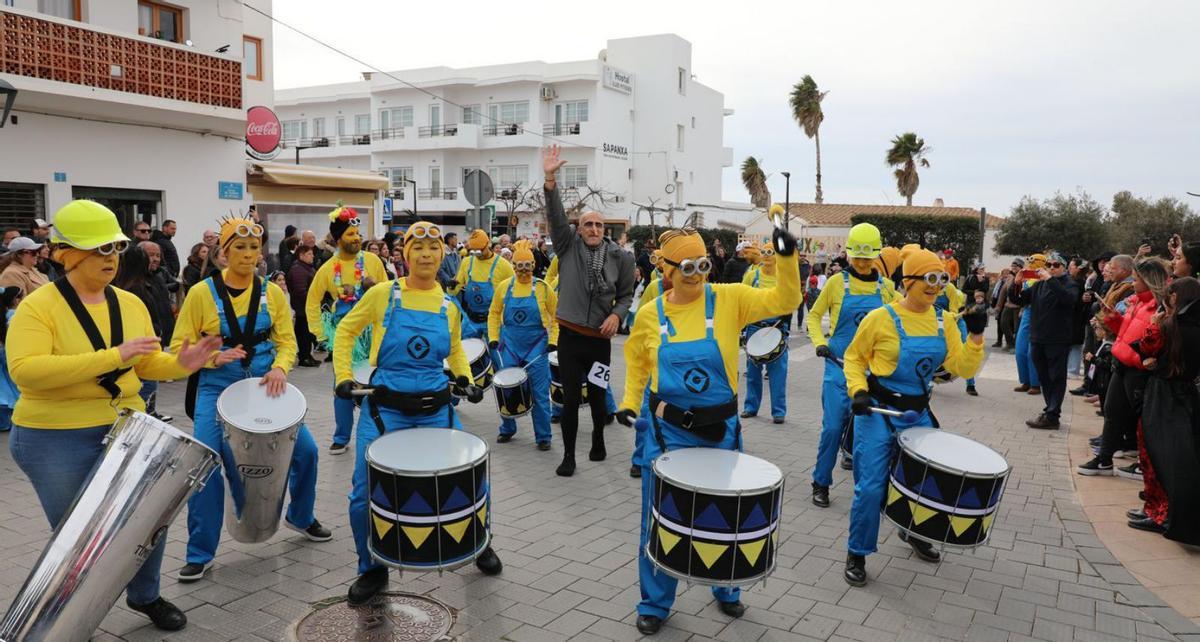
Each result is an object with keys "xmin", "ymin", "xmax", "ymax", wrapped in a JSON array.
[
  {"xmin": 1031, "ymin": 342, "xmax": 1070, "ymax": 420},
  {"xmin": 558, "ymin": 325, "xmax": 611, "ymax": 461},
  {"xmin": 294, "ymin": 309, "xmax": 315, "ymax": 357},
  {"xmin": 1099, "ymin": 366, "xmax": 1149, "ymax": 462},
  {"xmin": 999, "ymin": 307, "xmax": 1018, "ymax": 347}
]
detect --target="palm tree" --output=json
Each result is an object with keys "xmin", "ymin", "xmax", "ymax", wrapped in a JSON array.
[
  {"xmin": 740, "ymin": 156, "xmax": 772, "ymax": 209},
  {"xmin": 886, "ymin": 132, "xmax": 931, "ymax": 206},
  {"xmin": 789, "ymin": 75, "xmax": 827, "ymax": 204}
]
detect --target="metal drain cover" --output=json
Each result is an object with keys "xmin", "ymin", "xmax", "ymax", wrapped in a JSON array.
[{"xmin": 294, "ymin": 593, "xmax": 454, "ymax": 641}]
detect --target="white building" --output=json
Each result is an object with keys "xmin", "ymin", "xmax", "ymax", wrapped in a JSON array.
[
  {"xmin": 274, "ymin": 34, "xmax": 734, "ymax": 238},
  {"xmin": 0, "ymin": 0, "xmax": 274, "ymax": 253}
]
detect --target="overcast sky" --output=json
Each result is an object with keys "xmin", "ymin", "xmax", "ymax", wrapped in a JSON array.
[{"xmin": 268, "ymin": 0, "xmax": 1199, "ymax": 218}]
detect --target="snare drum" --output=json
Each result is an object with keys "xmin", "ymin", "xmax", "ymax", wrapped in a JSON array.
[
  {"xmin": 884, "ymin": 428, "xmax": 1010, "ymax": 548},
  {"xmin": 462, "ymin": 338, "xmax": 494, "ymax": 390},
  {"xmin": 366, "ymin": 429, "xmax": 491, "ymax": 570},
  {"xmin": 647, "ymin": 448, "xmax": 784, "ymax": 586},
  {"xmin": 548, "ymin": 351, "xmax": 589, "ymax": 407},
  {"xmin": 492, "ymin": 367, "xmax": 533, "ymax": 418},
  {"xmin": 745, "ymin": 327, "xmax": 786, "ymax": 365}
]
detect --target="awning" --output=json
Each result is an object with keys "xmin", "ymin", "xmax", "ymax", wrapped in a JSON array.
[{"xmin": 247, "ymin": 161, "xmax": 388, "ymax": 191}]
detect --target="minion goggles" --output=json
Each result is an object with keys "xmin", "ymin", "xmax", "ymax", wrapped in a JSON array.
[{"xmin": 663, "ymin": 256, "xmax": 713, "ymax": 277}]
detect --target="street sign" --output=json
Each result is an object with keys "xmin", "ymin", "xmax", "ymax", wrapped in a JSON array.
[
  {"xmin": 218, "ymin": 181, "xmax": 243, "ymax": 200},
  {"xmin": 382, "ymin": 197, "xmax": 393, "ymax": 223},
  {"xmin": 462, "ymin": 170, "xmax": 494, "ymax": 206}
]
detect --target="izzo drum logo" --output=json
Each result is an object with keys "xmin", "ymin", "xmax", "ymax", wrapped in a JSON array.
[
  {"xmin": 407, "ymin": 335, "xmax": 431, "ymax": 359},
  {"xmin": 513, "ymin": 310, "xmax": 528, "ymax": 324},
  {"xmin": 915, "ymin": 356, "xmax": 935, "ymax": 381},
  {"xmin": 238, "ymin": 464, "xmax": 274, "ymax": 478},
  {"xmin": 684, "ymin": 367, "xmax": 711, "ymax": 394},
  {"xmin": 134, "ymin": 525, "xmax": 169, "ymax": 562}
]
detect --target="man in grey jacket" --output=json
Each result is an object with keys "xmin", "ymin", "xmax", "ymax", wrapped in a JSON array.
[{"xmin": 542, "ymin": 145, "xmax": 636, "ymax": 476}]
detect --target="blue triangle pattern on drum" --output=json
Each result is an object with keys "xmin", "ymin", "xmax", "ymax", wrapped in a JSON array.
[
  {"xmin": 441, "ymin": 487, "xmax": 471, "ymax": 511},
  {"xmin": 400, "ymin": 492, "xmax": 433, "ymax": 515},
  {"xmin": 371, "ymin": 484, "xmax": 392, "ymax": 510},
  {"xmin": 694, "ymin": 503, "xmax": 729, "ymax": 530},
  {"xmin": 918, "ymin": 476, "xmax": 942, "ymax": 502},
  {"xmin": 741, "ymin": 503, "xmax": 767, "ymax": 530},
  {"xmin": 990, "ymin": 481, "xmax": 1004, "ymax": 506},
  {"xmin": 957, "ymin": 486, "xmax": 982, "ymax": 509},
  {"xmin": 892, "ymin": 460, "xmax": 906, "ymax": 486},
  {"xmin": 477, "ymin": 475, "xmax": 486, "ymax": 499},
  {"xmin": 661, "ymin": 493, "xmax": 682, "ymax": 522}
]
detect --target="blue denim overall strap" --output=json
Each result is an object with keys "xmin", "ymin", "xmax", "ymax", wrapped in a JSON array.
[{"xmin": 827, "ymin": 275, "xmax": 883, "ymax": 358}]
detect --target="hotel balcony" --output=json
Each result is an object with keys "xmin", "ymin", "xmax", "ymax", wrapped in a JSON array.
[
  {"xmin": 370, "ymin": 123, "xmax": 480, "ymax": 151},
  {"xmin": 416, "ymin": 187, "xmax": 467, "ymax": 211},
  {"xmin": 480, "ymin": 122, "xmax": 544, "ymax": 149},
  {"xmin": 0, "ymin": 7, "xmax": 244, "ymax": 136}
]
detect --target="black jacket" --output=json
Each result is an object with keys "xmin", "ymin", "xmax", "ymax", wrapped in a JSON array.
[
  {"xmin": 151, "ymin": 231, "xmax": 180, "ymax": 280},
  {"xmin": 1018, "ymin": 274, "xmax": 1079, "ymax": 344},
  {"xmin": 721, "ymin": 257, "xmax": 749, "ymax": 284}
]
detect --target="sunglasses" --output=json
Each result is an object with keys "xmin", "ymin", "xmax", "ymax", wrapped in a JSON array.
[
  {"xmin": 94, "ymin": 240, "xmax": 130, "ymax": 256},
  {"xmin": 513, "ymin": 260, "xmax": 535, "ymax": 270},
  {"xmin": 663, "ymin": 256, "xmax": 713, "ymax": 277},
  {"xmin": 903, "ymin": 271, "xmax": 951, "ymax": 287},
  {"xmin": 343, "ymin": 217, "xmax": 362, "ymax": 227},
  {"xmin": 846, "ymin": 243, "xmax": 880, "ymax": 256},
  {"xmin": 407, "ymin": 225, "xmax": 442, "ymax": 240},
  {"xmin": 134, "ymin": 227, "xmax": 151, "ymax": 234},
  {"xmin": 1047, "ymin": 262, "xmax": 1064, "ymax": 268}
]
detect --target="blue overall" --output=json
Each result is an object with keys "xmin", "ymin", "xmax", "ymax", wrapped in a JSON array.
[
  {"xmin": 813, "ymin": 277, "xmax": 883, "ymax": 488},
  {"xmin": 847, "ymin": 306, "xmax": 946, "ymax": 557},
  {"xmin": 0, "ymin": 309, "xmax": 18, "ymax": 431},
  {"xmin": 1015, "ymin": 304, "xmax": 1039, "ymax": 388},
  {"xmin": 638, "ymin": 285, "xmax": 741, "ymax": 619},
  {"xmin": 460, "ymin": 256, "xmax": 497, "ymax": 340},
  {"xmin": 348, "ymin": 284, "xmax": 464, "ymax": 574},
  {"xmin": 331, "ymin": 273, "xmax": 368, "ymax": 447},
  {"xmin": 958, "ymin": 317, "xmax": 975, "ymax": 388},
  {"xmin": 742, "ymin": 270, "xmax": 789, "ymax": 419},
  {"xmin": 934, "ymin": 295, "xmax": 975, "ymax": 388},
  {"xmin": 497, "ymin": 280, "xmax": 552, "ymax": 444},
  {"xmin": 186, "ymin": 278, "xmax": 319, "ymax": 565}
]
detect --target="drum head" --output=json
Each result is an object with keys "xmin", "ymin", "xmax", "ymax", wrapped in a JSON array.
[
  {"xmin": 462, "ymin": 338, "xmax": 487, "ymax": 362},
  {"xmin": 548, "ymin": 351, "xmax": 559, "ymax": 367},
  {"xmin": 899, "ymin": 428, "xmax": 1008, "ymax": 476},
  {"xmin": 216, "ymin": 378, "xmax": 306, "ymax": 433},
  {"xmin": 746, "ymin": 327, "xmax": 783, "ymax": 356},
  {"xmin": 493, "ymin": 367, "xmax": 528, "ymax": 387},
  {"xmin": 353, "ymin": 365, "xmax": 375, "ymax": 385},
  {"xmin": 655, "ymin": 448, "xmax": 782, "ymax": 494},
  {"xmin": 368, "ymin": 428, "xmax": 488, "ymax": 474}
]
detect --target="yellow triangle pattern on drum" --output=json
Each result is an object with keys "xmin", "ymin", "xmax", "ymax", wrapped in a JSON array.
[
  {"xmin": 887, "ymin": 485, "xmax": 902, "ymax": 506},
  {"xmin": 372, "ymin": 514, "xmax": 394, "ymax": 539},
  {"xmin": 692, "ymin": 542, "xmax": 729, "ymax": 569},
  {"xmin": 476, "ymin": 505, "xmax": 488, "ymax": 525},
  {"xmin": 909, "ymin": 501, "xmax": 938, "ymax": 525},
  {"xmin": 402, "ymin": 525, "xmax": 433, "ymax": 549},
  {"xmin": 949, "ymin": 515, "xmax": 975, "ymax": 537},
  {"xmin": 657, "ymin": 527, "xmax": 681, "ymax": 555},
  {"xmin": 981, "ymin": 512, "xmax": 996, "ymax": 531},
  {"xmin": 443, "ymin": 517, "xmax": 471, "ymax": 543},
  {"xmin": 771, "ymin": 530, "xmax": 778, "ymax": 546},
  {"xmin": 738, "ymin": 539, "xmax": 766, "ymax": 566},
  {"xmin": 516, "ymin": 403, "xmax": 526, "ymax": 413}
]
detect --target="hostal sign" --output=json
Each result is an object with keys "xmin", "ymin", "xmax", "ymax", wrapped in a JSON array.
[
  {"xmin": 602, "ymin": 64, "xmax": 633, "ymax": 94},
  {"xmin": 602, "ymin": 143, "xmax": 629, "ymax": 161}
]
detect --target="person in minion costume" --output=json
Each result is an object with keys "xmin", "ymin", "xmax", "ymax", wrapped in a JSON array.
[
  {"xmin": 333, "ymin": 221, "xmax": 499, "ymax": 605},
  {"xmin": 489, "ymin": 240, "xmax": 557, "ymax": 449},
  {"xmin": 891, "ymin": 243, "xmax": 923, "ymax": 287},
  {"xmin": 452, "ymin": 229, "xmax": 515, "ymax": 340},
  {"xmin": 740, "ymin": 238, "xmax": 792, "ymax": 423},
  {"xmin": 1013, "ymin": 253, "xmax": 1045, "ymax": 394},
  {"xmin": 807, "ymin": 223, "xmax": 898, "ymax": 507},
  {"xmin": 7, "ymin": 200, "xmax": 222, "ymax": 632},
  {"xmin": 627, "ymin": 250, "xmax": 673, "ymax": 478},
  {"xmin": 874, "ymin": 247, "xmax": 901, "ymax": 286},
  {"xmin": 173, "ymin": 215, "xmax": 331, "ymax": 583},
  {"xmin": 305, "ymin": 205, "xmax": 389, "ymax": 455},
  {"xmin": 617, "ymin": 224, "xmax": 801, "ymax": 635},
  {"xmin": 931, "ymin": 257, "xmax": 975, "ymax": 394},
  {"xmin": 841, "ymin": 249, "xmax": 987, "ymax": 587}
]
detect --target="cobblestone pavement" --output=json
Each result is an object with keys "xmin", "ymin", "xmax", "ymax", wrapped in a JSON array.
[{"xmin": 2, "ymin": 334, "xmax": 1199, "ymax": 641}]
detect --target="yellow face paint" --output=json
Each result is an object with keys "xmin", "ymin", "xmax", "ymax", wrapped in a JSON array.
[
  {"xmin": 405, "ymin": 238, "xmax": 442, "ymax": 281},
  {"xmin": 338, "ymin": 226, "xmax": 362, "ymax": 256},
  {"xmin": 225, "ymin": 237, "xmax": 261, "ymax": 279}
]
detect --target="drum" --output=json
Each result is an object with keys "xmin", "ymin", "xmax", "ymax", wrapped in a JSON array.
[
  {"xmin": 548, "ymin": 351, "xmax": 589, "ymax": 408},
  {"xmin": 353, "ymin": 364, "xmax": 376, "ymax": 386},
  {"xmin": 745, "ymin": 327, "xmax": 785, "ymax": 365},
  {"xmin": 884, "ymin": 428, "xmax": 1010, "ymax": 548},
  {"xmin": 492, "ymin": 367, "xmax": 533, "ymax": 418},
  {"xmin": 0, "ymin": 412, "xmax": 219, "ymax": 642},
  {"xmin": 647, "ymin": 448, "xmax": 784, "ymax": 587},
  {"xmin": 366, "ymin": 429, "xmax": 491, "ymax": 570},
  {"xmin": 462, "ymin": 338, "xmax": 494, "ymax": 390},
  {"xmin": 217, "ymin": 378, "xmax": 307, "ymax": 543}
]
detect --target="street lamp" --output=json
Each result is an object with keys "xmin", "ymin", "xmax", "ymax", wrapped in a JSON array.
[
  {"xmin": 781, "ymin": 171, "xmax": 791, "ymax": 230},
  {"xmin": 399, "ymin": 177, "xmax": 418, "ymax": 222},
  {"xmin": 0, "ymin": 80, "xmax": 16, "ymax": 128}
]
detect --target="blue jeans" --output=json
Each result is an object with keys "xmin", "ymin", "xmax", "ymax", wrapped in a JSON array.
[
  {"xmin": 743, "ymin": 352, "xmax": 788, "ymax": 419},
  {"xmin": 1068, "ymin": 344, "xmax": 1083, "ymax": 377},
  {"xmin": 10, "ymin": 425, "xmax": 164, "ymax": 604},
  {"xmin": 139, "ymin": 380, "xmax": 157, "ymax": 409},
  {"xmin": 0, "ymin": 406, "xmax": 11, "ymax": 432}
]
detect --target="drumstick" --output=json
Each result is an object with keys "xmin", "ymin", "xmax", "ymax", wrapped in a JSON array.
[
  {"xmin": 350, "ymin": 388, "xmax": 374, "ymax": 397},
  {"xmin": 870, "ymin": 406, "xmax": 921, "ymax": 422},
  {"xmin": 822, "ymin": 354, "xmax": 844, "ymax": 368}
]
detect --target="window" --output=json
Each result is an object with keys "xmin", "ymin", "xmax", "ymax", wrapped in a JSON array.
[
  {"xmin": 561, "ymin": 166, "xmax": 588, "ymax": 189},
  {"xmin": 429, "ymin": 168, "xmax": 441, "ymax": 191},
  {"xmin": 312, "ymin": 118, "xmax": 326, "ymax": 138},
  {"xmin": 678, "ymin": 67, "xmax": 687, "ymax": 95},
  {"xmin": 138, "ymin": 1, "xmax": 183, "ymax": 43},
  {"xmin": 677, "ymin": 124, "xmax": 685, "ymax": 152},
  {"xmin": 383, "ymin": 167, "xmax": 413, "ymax": 190},
  {"xmin": 38, "ymin": 0, "xmax": 79, "ymax": 19},
  {"xmin": 461, "ymin": 166, "xmax": 480, "ymax": 185},
  {"xmin": 691, "ymin": 116, "xmax": 696, "ymax": 129},
  {"xmin": 558, "ymin": 100, "xmax": 588, "ymax": 123},
  {"xmin": 378, "ymin": 107, "xmax": 412, "ymax": 131},
  {"xmin": 354, "ymin": 114, "xmax": 370, "ymax": 135},
  {"xmin": 461, "ymin": 105, "xmax": 481, "ymax": 125},
  {"xmin": 486, "ymin": 165, "xmax": 529, "ymax": 189},
  {"xmin": 281, "ymin": 120, "xmax": 306, "ymax": 142},
  {"xmin": 489, "ymin": 101, "xmax": 530, "ymax": 124},
  {"xmin": 243, "ymin": 36, "xmax": 262, "ymax": 80},
  {"xmin": 336, "ymin": 117, "xmax": 346, "ymax": 137}
]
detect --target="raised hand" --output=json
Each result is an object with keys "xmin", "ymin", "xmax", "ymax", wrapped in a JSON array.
[
  {"xmin": 117, "ymin": 336, "xmax": 162, "ymax": 362},
  {"xmin": 543, "ymin": 145, "xmax": 566, "ymax": 177},
  {"xmin": 177, "ymin": 336, "xmax": 223, "ymax": 372}
]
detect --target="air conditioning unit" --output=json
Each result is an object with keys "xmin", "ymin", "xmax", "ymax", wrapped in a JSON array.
[{"xmin": 540, "ymin": 86, "xmax": 557, "ymax": 101}]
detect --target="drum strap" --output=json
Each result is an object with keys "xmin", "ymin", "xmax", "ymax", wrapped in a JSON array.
[
  {"xmin": 54, "ymin": 278, "xmax": 130, "ymax": 400},
  {"xmin": 370, "ymin": 385, "xmax": 452, "ymax": 415},
  {"xmin": 648, "ymin": 392, "xmax": 737, "ymax": 443},
  {"xmin": 212, "ymin": 272, "xmax": 264, "ymax": 369}
]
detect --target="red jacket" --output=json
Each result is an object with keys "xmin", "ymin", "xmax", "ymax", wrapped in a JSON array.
[{"xmin": 1106, "ymin": 290, "xmax": 1157, "ymax": 369}]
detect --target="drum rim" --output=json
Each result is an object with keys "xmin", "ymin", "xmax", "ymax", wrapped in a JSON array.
[
  {"xmin": 896, "ymin": 433, "xmax": 1012, "ymax": 480},
  {"xmin": 643, "ymin": 540, "xmax": 776, "ymax": 588},
  {"xmin": 116, "ymin": 410, "xmax": 220, "ymax": 458},
  {"xmin": 462, "ymin": 338, "xmax": 489, "ymax": 360},
  {"xmin": 492, "ymin": 367, "xmax": 530, "ymax": 387},
  {"xmin": 369, "ymin": 531, "xmax": 491, "ymax": 571},
  {"xmin": 367, "ymin": 429, "xmax": 489, "ymax": 476},
  {"xmin": 216, "ymin": 378, "xmax": 307, "ymax": 433},
  {"xmin": 651, "ymin": 452, "xmax": 784, "ymax": 497}
]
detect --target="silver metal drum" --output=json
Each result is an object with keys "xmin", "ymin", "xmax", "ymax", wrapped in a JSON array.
[
  {"xmin": 0, "ymin": 412, "xmax": 219, "ymax": 642},
  {"xmin": 745, "ymin": 327, "xmax": 785, "ymax": 365},
  {"xmin": 217, "ymin": 377, "xmax": 306, "ymax": 543}
]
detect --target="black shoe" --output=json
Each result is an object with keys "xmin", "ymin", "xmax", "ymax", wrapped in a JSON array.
[
  {"xmin": 556, "ymin": 457, "xmax": 576, "ymax": 477},
  {"xmin": 127, "ymin": 597, "xmax": 187, "ymax": 631},
  {"xmin": 329, "ymin": 442, "xmax": 348, "ymax": 456},
  {"xmin": 630, "ymin": 464, "xmax": 642, "ymax": 478},
  {"xmin": 1077, "ymin": 456, "xmax": 1114, "ymax": 476},
  {"xmin": 475, "ymin": 546, "xmax": 503, "ymax": 575},
  {"xmin": 606, "ymin": 413, "xmax": 616, "ymax": 426},
  {"xmin": 718, "ymin": 601, "xmax": 746, "ymax": 618},
  {"xmin": 286, "ymin": 518, "xmax": 332, "ymax": 542},
  {"xmin": 899, "ymin": 531, "xmax": 941, "ymax": 562},
  {"xmin": 589, "ymin": 442, "xmax": 607, "ymax": 462},
  {"xmin": 1026, "ymin": 414, "xmax": 1060, "ymax": 430},
  {"xmin": 966, "ymin": 385, "xmax": 978, "ymax": 396},
  {"xmin": 844, "ymin": 553, "xmax": 867, "ymax": 587},
  {"xmin": 740, "ymin": 411, "xmax": 756, "ymax": 419},
  {"xmin": 176, "ymin": 561, "xmax": 211, "ymax": 582},
  {"xmin": 772, "ymin": 416, "xmax": 785, "ymax": 424},
  {"xmin": 298, "ymin": 356, "xmax": 321, "ymax": 368},
  {"xmin": 1126, "ymin": 508, "xmax": 1147, "ymax": 520},
  {"xmin": 551, "ymin": 416, "xmax": 560, "ymax": 424},
  {"xmin": 840, "ymin": 456, "xmax": 854, "ymax": 471},
  {"xmin": 636, "ymin": 615, "xmax": 663, "ymax": 635},
  {"xmin": 1089, "ymin": 436, "xmax": 1102, "ymax": 447},
  {"xmin": 323, "ymin": 353, "xmax": 333, "ymax": 363},
  {"xmin": 991, "ymin": 342, "xmax": 1002, "ymax": 348},
  {"xmin": 150, "ymin": 411, "xmax": 174, "ymax": 423},
  {"xmin": 536, "ymin": 441, "xmax": 551, "ymax": 451},
  {"xmin": 347, "ymin": 567, "xmax": 388, "ymax": 605},
  {"xmin": 812, "ymin": 483, "xmax": 830, "ymax": 508},
  {"xmin": 1140, "ymin": 490, "xmax": 1146, "ymax": 501},
  {"xmin": 1069, "ymin": 386, "xmax": 1087, "ymax": 396},
  {"xmin": 497, "ymin": 434, "xmax": 513, "ymax": 443},
  {"xmin": 1117, "ymin": 462, "xmax": 1143, "ymax": 481},
  {"xmin": 1128, "ymin": 516, "xmax": 1166, "ymax": 534}
]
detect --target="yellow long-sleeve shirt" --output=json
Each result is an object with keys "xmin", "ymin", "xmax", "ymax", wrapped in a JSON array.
[
  {"xmin": 487, "ymin": 277, "xmax": 559, "ymax": 345},
  {"xmin": 305, "ymin": 251, "xmax": 390, "ymax": 342},
  {"xmin": 805, "ymin": 271, "xmax": 898, "ymax": 347},
  {"xmin": 450, "ymin": 255, "xmax": 515, "ymax": 297},
  {"xmin": 621, "ymin": 253, "xmax": 801, "ymax": 412},
  {"xmin": 741, "ymin": 266, "xmax": 778, "ymax": 288},
  {"xmin": 170, "ymin": 272, "xmax": 297, "ymax": 373},
  {"xmin": 8, "ymin": 283, "xmax": 190, "ymax": 428},
  {"xmin": 546, "ymin": 255, "xmax": 559, "ymax": 287},
  {"xmin": 333, "ymin": 278, "xmax": 470, "ymax": 385},
  {"xmin": 843, "ymin": 301, "xmax": 985, "ymax": 397},
  {"xmin": 937, "ymin": 282, "xmax": 967, "ymax": 313},
  {"xmin": 638, "ymin": 277, "xmax": 666, "ymax": 311}
]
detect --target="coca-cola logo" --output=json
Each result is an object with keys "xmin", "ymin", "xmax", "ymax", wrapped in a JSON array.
[{"xmin": 246, "ymin": 105, "xmax": 281, "ymax": 159}]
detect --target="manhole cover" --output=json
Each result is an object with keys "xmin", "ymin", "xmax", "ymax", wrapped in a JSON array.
[{"xmin": 294, "ymin": 593, "xmax": 454, "ymax": 641}]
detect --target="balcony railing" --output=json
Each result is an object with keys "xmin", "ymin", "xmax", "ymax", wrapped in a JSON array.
[
  {"xmin": 339, "ymin": 134, "xmax": 372, "ymax": 146},
  {"xmin": 418, "ymin": 188, "xmax": 458, "ymax": 200},
  {"xmin": 418, "ymin": 124, "xmax": 459, "ymax": 138},
  {"xmin": 295, "ymin": 137, "xmax": 332, "ymax": 148},
  {"xmin": 0, "ymin": 10, "xmax": 242, "ymax": 109},
  {"xmin": 387, "ymin": 189, "xmax": 407, "ymax": 200},
  {"xmin": 372, "ymin": 128, "xmax": 405, "ymax": 140},
  {"xmin": 483, "ymin": 123, "xmax": 525, "ymax": 136},
  {"xmin": 543, "ymin": 122, "xmax": 582, "ymax": 136}
]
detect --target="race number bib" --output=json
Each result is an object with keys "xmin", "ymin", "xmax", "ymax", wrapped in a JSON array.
[{"xmin": 587, "ymin": 362, "xmax": 611, "ymax": 389}]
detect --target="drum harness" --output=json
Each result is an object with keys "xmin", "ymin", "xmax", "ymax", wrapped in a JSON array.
[
  {"xmin": 54, "ymin": 278, "xmax": 130, "ymax": 402},
  {"xmin": 825, "ymin": 354, "xmax": 941, "ymax": 433},
  {"xmin": 185, "ymin": 275, "xmax": 266, "ymax": 418}
]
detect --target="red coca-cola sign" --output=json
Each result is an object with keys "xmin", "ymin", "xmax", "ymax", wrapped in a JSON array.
[{"xmin": 246, "ymin": 105, "xmax": 281, "ymax": 160}]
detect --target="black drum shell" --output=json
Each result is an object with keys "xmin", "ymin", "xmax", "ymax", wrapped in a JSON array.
[{"xmin": 883, "ymin": 444, "xmax": 1007, "ymax": 548}]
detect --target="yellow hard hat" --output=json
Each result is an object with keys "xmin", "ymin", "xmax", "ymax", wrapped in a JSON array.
[
  {"xmin": 846, "ymin": 223, "xmax": 882, "ymax": 259},
  {"xmin": 50, "ymin": 200, "xmax": 129, "ymax": 250}
]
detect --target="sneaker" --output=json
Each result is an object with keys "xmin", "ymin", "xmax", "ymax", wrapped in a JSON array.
[
  {"xmin": 329, "ymin": 442, "xmax": 348, "ymax": 455},
  {"xmin": 966, "ymin": 385, "xmax": 978, "ymax": 396},
  {"xmin": 536, "ymin": 441, "xmax": 551, "ymax": 451},
  {"xmin": 497, "ymin": 434, "xmax": 513, "ymax": 443},
  {"xmin": 126, "ymin": 597, "xmax": 187, "ymax": 631},
  {"xmin": 1114, "ymin": 448, "xmax": 1139, "ymax": 459},
  {"xmin": 150, "ymin": 411, "xmax": 173, "ymax": 423},
  {"xmin": 1069, "ymin": 386, "xmax": 1087, "ymax": 396},
  {"xmin": 286, "ymin": 519, "xmax": 332, "ymax": 542},
  {"xmin": 1076, "ymin": 457, "xmax": 1114, "ymax": 476},
  {"xmin": 347, "ymin": 567, "xmax": 389, "ymax": 605},
  {"xmin": 1013, "ymin": 384, "xmax": 1031, "ymax": 392},
  {"xmin": 1026, "ymin": 414, "xmax": 1060, "ymax": 430},
  {"xmin": 1028, "ymin": 387, "xmax": 1041, "ymax": 395},
  {"xmin": 1116, "ymin": 462, "xmax": 1143, "ymax": 481},
  {"xmin": 176, "ymin": 561, "xmax": 211, "ymax": 582},
  {"xmin": 1088, "ymin": 436, "xmax": 1102, "ymax": 447}
]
